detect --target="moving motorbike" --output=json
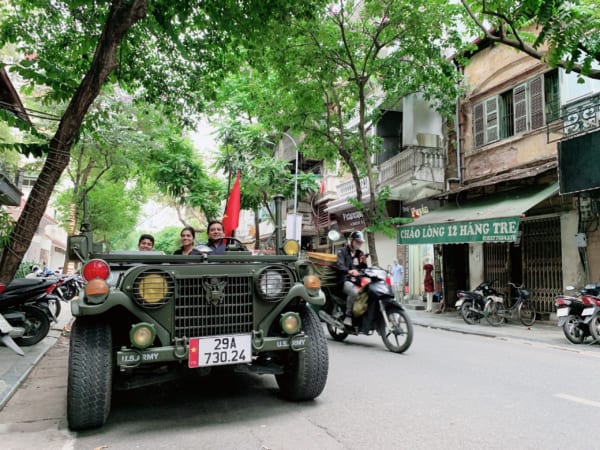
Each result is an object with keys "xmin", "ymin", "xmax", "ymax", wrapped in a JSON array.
[
  {"xmin": 555, "ymin": 284, "xmax": 600, "ymax": 344},
  {"xmin": 317, "ymin": 265, "xmax": 413, "ymax": 353},
  {"xmin": 455, "ymin": 280, "xmax": 499, "ymax": 325},
  {"xmin": 0, "ymin": 278, "xmax": 54, "ymax": 346}
]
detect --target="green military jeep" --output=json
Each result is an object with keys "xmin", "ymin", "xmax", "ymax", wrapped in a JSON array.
[{"xmin": 66, "ymin": 196, "xmax": 328, "ymax": 430}]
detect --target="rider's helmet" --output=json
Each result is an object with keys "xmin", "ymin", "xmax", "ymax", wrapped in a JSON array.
[{"xmin": 349, "ymin": 231, "xmax": 365, "ymax": 243}]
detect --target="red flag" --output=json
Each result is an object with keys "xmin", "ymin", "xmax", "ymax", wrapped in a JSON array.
[
  {"xmin": 188, "ymin": 337, "xmax": 199, "ymax": 368},
  {"xmin": 319, "ymin": 177, "xmax": 325, "ymax": 194},
  {"xmin": 222, "ymin": 170, "xmax": 241, "ymax": 237}
]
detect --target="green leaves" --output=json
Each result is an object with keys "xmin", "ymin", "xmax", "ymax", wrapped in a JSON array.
[{"xmin": 462, "ymin": 0, "xmax": 600, "ymax": 79}]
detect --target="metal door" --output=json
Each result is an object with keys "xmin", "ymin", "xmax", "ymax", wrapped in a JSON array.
[{"xmin": 522, "ymin": 216, "xmax": 562, "ymax": 314}]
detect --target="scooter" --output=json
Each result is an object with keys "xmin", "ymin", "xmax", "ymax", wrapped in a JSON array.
[
  {"xmin": 555, "ymin": 284, "xmax": 600, "ymax": 344},
  {"xmin": 0, "ymin": 312, "xmax": 24, "ymax": 356},
  {"xmin": 455, "ymin": 280, "xmax": 499, "ymax": 325},
  {"xmin": 0, "ymin": 278, "xmax": 54, "ymax": 346},
  {"xmin": 318, "ymin": 266, "xmax": 413, "ymax": 353}
]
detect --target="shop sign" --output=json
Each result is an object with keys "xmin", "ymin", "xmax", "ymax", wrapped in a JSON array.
[
  {"xmin": 337, "ymin": 208, "xmax": 366, "ymax": 231},
  {"xmin": 398, "ymin": 217, "xmax": 520, "ymax": 245}
]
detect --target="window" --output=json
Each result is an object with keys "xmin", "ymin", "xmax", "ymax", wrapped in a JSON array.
[{"xmin": 473, "ymin": 70, "xmax": 560, "ymax": 148}]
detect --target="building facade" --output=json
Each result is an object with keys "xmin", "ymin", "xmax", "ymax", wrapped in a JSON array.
[{"xmin": 399, "ymin": 40, "xmax": 600, "ymax": 316}]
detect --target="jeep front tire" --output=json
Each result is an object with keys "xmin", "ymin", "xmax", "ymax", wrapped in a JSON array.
[
  {"xmin": 276, "ymin": 306, "xmax": 329, "ymax": 400},
  {"xmin": 67, "ymin": 318, "xmax": 113, "ymax": 430}
]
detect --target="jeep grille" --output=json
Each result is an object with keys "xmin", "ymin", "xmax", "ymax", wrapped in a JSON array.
[{"xmin": 174, "ymin": 276, "xmax": 253, "ymax": 339}]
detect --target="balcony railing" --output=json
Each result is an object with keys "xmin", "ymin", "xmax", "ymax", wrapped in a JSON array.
[
  {"xmin": 378, "ymin": 146, "xmax": 445, "ymax": 186},
  {"xmin": 547, "ymin": 93, "xmax": 600, "ymax": 143},
  {"xmin": 336, "ymin": 177, "xmax": 370, "ymax": 199}
]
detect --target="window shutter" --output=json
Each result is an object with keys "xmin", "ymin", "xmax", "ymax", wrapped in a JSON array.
[
  {"xmin": 514, "ymin": 84, "xmax": 528, "ymax": 133},
  {"xmin": 485, "ymin": 97, "xmax": 499, "ymax": 143},
  {"xmin": 529, "ymin": 76, "xmax": 544, "ymax": 129},
  {"xmin": 474, "ymin": 102, "xmax": 485, "ymax": 147}
]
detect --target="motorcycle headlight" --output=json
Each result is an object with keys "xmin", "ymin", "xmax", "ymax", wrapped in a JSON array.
[
  {"xmin": 132, "ymin": 269, "xmax": 175, "ymax": 308},
  {"xmin": 256, "ymin": 265, "xmax": 293, "ymax": 302}
]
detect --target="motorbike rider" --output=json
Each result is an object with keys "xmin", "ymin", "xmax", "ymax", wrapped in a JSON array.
[{"xmin": 336, "ymin": 230, "xmax": 366, "ymax": 326}]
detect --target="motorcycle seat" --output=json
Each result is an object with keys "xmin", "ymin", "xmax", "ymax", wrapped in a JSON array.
[{"xmin": 4, "ymin": 278, "xmax": 53, "ymax": 292}]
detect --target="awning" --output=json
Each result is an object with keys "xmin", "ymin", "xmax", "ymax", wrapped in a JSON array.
[{"xmin": 397, "ymin": 183, "xmax": 559, "ymax": 245}]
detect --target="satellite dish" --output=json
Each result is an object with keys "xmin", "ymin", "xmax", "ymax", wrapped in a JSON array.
[{"xmin": 327, "ymin": 230, "xmax": 341, "ymax": 242}]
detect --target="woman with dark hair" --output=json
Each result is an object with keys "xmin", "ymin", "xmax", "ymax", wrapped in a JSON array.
[
  {"xmin": 207, "ymin": 220, "xmax": 226, "ymax": 255},
  {"xmin": 174, "ymin": 226, "xmax": 202, "ymax": 255}
]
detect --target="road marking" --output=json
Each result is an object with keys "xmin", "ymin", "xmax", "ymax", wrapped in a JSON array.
[{"xmin": 555, "ymin": 393, "xmax": 600, "ymax": 409}]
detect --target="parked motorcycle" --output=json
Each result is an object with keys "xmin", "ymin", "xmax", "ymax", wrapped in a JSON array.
[
  {"xmin": 455, "ymin": 280, "xmax": 499, "ymax": 325},
  {"xmin": 56, "ymin": 273, "xmax": 83, "ymax": 301},
  {"xmin": 555, "ymin": 284, "xmax": 600, "ymax": 344},
  {"xmin": 0, "ymin": 278, "xmax": 54, "ymax": 346},
  {"xmin": 317, "ymin": 265, "xmax": 413, "ymax": 353},
  {"xmin": 0, "ymin": 312, "xmax": 25, "ymax": 356}
]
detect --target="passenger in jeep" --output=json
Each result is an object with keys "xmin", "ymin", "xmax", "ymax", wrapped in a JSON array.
[
  {"xmin": 138, "ymin": 234, "xmax": 155, "ymax": 251},
  {"xmin": 207, "ymin": 220, "xmax": 227, "ymax": 255},
  {"xmin": 174, "ymin": 226, "xmax": 202, "ymax": 255}
]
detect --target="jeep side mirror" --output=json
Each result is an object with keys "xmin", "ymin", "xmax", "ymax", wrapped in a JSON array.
[{"xmin": 68, "ymin": 235, "xmax": 90, "ymax": 262}]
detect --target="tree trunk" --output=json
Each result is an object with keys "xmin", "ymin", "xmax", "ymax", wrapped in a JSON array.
[{"xmin": 0, "ymin": 0, "xmax": 147, "ymax": 283}]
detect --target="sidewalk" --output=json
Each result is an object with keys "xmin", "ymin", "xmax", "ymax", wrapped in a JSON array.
[
  {"xmin": 0, "ymin": 307, "xmax": 72, "ymax": 411},
  {"xmin": 407, "ymin": 306, "xmax": 570, "ymax": 347}
]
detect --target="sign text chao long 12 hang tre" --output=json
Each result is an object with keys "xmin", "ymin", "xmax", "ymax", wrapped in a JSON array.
[{"xmin": 398, "ymin": 217, "xmax": 520, "ymax": 245}]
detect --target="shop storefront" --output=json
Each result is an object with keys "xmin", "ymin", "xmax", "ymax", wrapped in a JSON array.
[{"xmin": 398, "ymin": 183, "xmax": 565, "ymax": 313}]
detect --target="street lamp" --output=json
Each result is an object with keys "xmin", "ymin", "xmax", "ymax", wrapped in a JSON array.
[{"xmin": 281, "ymin": 132, "xmax": 299, "ymax": 241}]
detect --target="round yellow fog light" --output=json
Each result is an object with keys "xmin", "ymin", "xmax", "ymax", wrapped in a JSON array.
[
  {"xmin": 280, "ymin": 312, "xmax": 301, "ymax": 335},
  {"xmin": 282, "ymin": 239, "xmax": 299, "ymax": 256},
  {"xmin": 130, "ymin": 323, "xmax": 156, "ymax": 349}
]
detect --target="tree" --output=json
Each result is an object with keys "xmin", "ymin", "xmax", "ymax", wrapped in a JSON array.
[
  {"xmin": 461, "ymin": 0, "xmax": 600, "ymax": 79},
  {"xmin": 213, "ymin": 119, "xmax": 318, "ymax": 249},
  {"xmin": 241, "ymin": 0, "xmax": 468, "ymax": 263},
  {"xmin": 0, "ymin": 0, "xmax": 324, "ymax": 282}
]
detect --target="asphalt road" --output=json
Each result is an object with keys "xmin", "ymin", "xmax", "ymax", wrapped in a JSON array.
[{"xmin": 1, "ymin": 318, "xmax": 600, "ymax": 450}]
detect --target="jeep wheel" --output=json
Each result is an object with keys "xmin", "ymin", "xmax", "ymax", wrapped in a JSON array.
[
  {"xmin": 67, "ymin": 318, "xmax": 113, "ymax": 430},
  {"xmin": 276, "ymin": 306, "xmax": 329, "ymax": 401}
]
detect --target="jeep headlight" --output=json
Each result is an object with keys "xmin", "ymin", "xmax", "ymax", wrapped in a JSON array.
[
  {"xmin": 257, "ymin": 265, "xmax": 293, "ymax": 302},
  {"xmin": 133, "ymin": 269, "xmax": 175, "ymax": 308},
  {"xmin": 282, "ymin": 239, "xmax": 299, "ymax": 256},
  {"xmin": 130, "ymin": 323, "xmax": 156, "ymax": 349}
]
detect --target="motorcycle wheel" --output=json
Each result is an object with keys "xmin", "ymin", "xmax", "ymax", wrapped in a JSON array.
[
  {"xmin": 326, "ymin": 323, "xmax": 349, "ymax": 341},
  {"xmin": 15, "ymin": 305, "xmax": 51, "ymax": 346},
  {"xmin": 518, "ymin": 302, "xmax": 536, "ymax": 327},
  {"xmin": 484, "ymin": 301, "xmax": 505, "ymax": 327},
  {"xmin": 460, "ymin": 300, "xmax": 479, "ymax": 325},
  {"xmin": 588, "ymin": 314, "xmax": 600, "ymax": 343},
  {"xmin": 326, "ymin": 305, "xmax": 348, "ymax": 341},
  {"xmin": 562, "ymin": 315, "xmax": 585, "ymax": 344},
  {"xmin": 378, "ymin": 305, "xmax": 413, "ymax": 353}
]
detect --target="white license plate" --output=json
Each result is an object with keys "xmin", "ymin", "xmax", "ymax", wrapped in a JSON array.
[
  {"xmin": 582, "ymin": 307, "xmax": 595, "ymax": 316},
  {"xmin": 188, "ymin": 334, "xmax": 251, "ymax": 368},
  {"xmin": 556, "ymin": 308, "xmax": 569, "ymax": 317}
]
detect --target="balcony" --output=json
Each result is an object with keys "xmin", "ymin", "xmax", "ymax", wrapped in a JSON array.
[
  {"xmin": 0, "ymin": 164, "xmax": 22, "ymax": 206},
  {"xmin": 325, "ymin": 177, "xmax": 371, "ymax": 214},
  {"xmin": 378, "ymin": 145, "xmax": 444, "ymax": 202},
  {"xmin": 547, "ymin": 93, "xmax": 600, "ymax": 143}
]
